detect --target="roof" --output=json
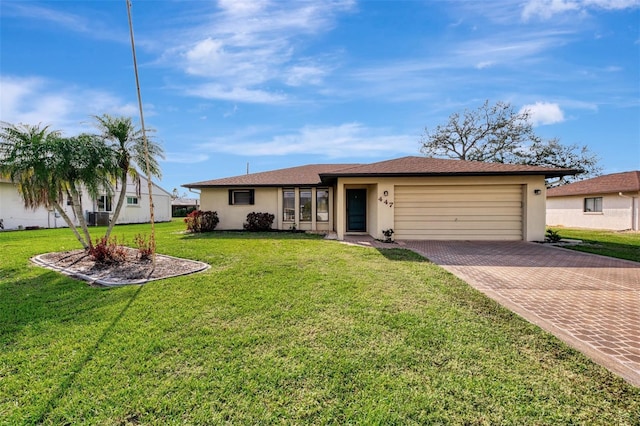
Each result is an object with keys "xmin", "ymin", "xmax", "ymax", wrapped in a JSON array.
[
  {"xmin": 183, "ymin": 164, "xmax": 360, "ymax": 188},
  {"xmin": 171, "ymin": 197, "xmax": 199, "ymax": 206},
  {"xmin": 320, "ymin": 156, "xmax": 579, "ymax": 180},
  {"xmin": 547, "ymin": 171, "xmax": 640, "ymax": 197},
  {"xmin": 183, "ymin": 156, "xmax": 579, "ymax": 188}
]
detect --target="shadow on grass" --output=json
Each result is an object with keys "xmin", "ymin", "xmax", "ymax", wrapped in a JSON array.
[
  {"xmin": 29, "ymin": 285, "xmax": 143, "ymax": 424},
  {"xmin": 0, "ymin": 272, "xmax": 135, "ymax": 346},
  {"xmin": 375, "ymin": 247, "xmax": 429, "ymax": 263},
  {"xmin": 180, "ymin": 230, "xmax": 324, "ymax": 241}
]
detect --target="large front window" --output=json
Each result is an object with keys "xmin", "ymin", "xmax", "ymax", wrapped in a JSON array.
[
  {"xmin": 97, "ymin": 195, "xmax": 112, "ymax": 212},
  {"xmin": 283, "ymin": 189, "xmax": 295, "ymax": 221},
  {"xmin": 300, "ymin": 189, "xmax": 312, "ymax": 222},
  {"xmin": 316, "ymin": 189, "xmax": 329, "ymax": 222}
]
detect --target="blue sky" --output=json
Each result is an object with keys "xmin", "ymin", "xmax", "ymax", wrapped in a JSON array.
[{"xmin": 1, "ymin": 0, "xmax": 639, "ymax": 194}]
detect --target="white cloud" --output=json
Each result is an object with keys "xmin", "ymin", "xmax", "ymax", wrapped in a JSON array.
[
  {"xmin": 520, "ymin": 102, "xmax": 566, "ymax": 125},
  {"xmin": 0, "ymin": 75, "xmax": 140, "ymax": 133},
  {"xmin": 186, "ymin": 83, "xmax": 287, "ymax": 104},
  {"xmin": 285, "ymin": 65, "xmax": 329, "ymax": 86},
  {"xmin": 198, "ymin": 123, "xmax": 419, "ymax": 158},
  {"xmin": 1, "ymin": 2, "xmax": 126, "ymax": 43},
  {"xmin": 522, "ymin": 0, "xmax": 640, "ymax": 20},
  {"xmin": 159, "ymin": 0, "xmax": 355, "ymax": 104},
  {"xmin": 163, "ymin": 152, "xmax": 210, "ymax": 164}
]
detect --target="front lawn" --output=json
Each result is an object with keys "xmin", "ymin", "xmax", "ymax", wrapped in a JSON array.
[
  {"xmin": 548, "ymin": 227, "xmax": 640, "ymax": 262},
  {"xmin": 1, "ymin": 220, "xmax": 638, "ymax": 424}
]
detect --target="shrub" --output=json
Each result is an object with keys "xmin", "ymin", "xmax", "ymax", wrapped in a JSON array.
[
  {"xmin": 134, "ymin": 233, "xmax": 155, "ymax": 260},
  {"xmin": 184, "ymin": 210, "xmax": 219, "ymax": 233},
  {"xmin": 545, "ymin": 229, "xmax": 562, "ymax": 243},
  {"xmin": 244, "ymin": 212, "xmax": 275, "ymax": 231},
  {"xmin": 173, "ymin": 207, "xmax": 197, "ymax": 218},
  {"xmin": 89, "ymin": 236, "xmax": 127, "ymax": 264}
]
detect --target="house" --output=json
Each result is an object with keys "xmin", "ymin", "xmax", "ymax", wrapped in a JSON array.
[
  {"xmin": 183, "ymin": 156, "xmax": 577, "ymax": 241},
  {"xmin": 0, "ymin": 175, "xmax": 172, "ymax": 231},
  {"xmin": 171, "ymin": 197, "xmax": 200, "ymax": 217},
  {"xmin": 546, "ymin": 171, "xmax": 640, "ymax": 231}
]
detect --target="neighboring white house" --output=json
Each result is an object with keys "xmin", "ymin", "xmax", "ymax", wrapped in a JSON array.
[
  {"xmin": 0, "ymin": 175, "xmax": 172, "ymax": 231},
  {"xmin": 546, "ymin": 171, "xmax": 640, "ymax": 231}
]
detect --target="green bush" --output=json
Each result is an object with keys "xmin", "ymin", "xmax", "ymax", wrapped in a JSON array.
[
  {"xmin": 184, "ymin": 210, "xmax": 219, "ymax": 233},
  {"xmin": 244, "ymin": 212, "xmax": 275, "ymax": 231},
  {"xmin": 545, "ymin": 229, "xmax": 562, "ymax": 243}
]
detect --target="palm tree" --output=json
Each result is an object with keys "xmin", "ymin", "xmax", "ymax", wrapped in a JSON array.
[
  {"xmin": 0, "ymin": 122, "xmax": 116, "ymax": 249},
  {"xmin": 92, "ymin": 114, "xmax": 164, "ymax": 238}
]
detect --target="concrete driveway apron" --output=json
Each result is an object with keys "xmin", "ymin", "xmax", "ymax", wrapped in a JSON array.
[{"xmin": 401, "ymin": 240, "xmax": 640, "ymax": 387}]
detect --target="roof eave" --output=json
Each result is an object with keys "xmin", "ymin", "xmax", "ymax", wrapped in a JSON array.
[
  {"xmin": 320, "ymin": 170, "xmax": 580, "ymax": 179},
  {"xmin": 182, "ymin": 183, "xmax": 325, "ymax": 189}
]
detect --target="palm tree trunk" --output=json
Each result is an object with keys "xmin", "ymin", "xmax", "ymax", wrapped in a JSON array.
[
  {"xmin": 69, "ymin": 186, "xmax": 93, "ymax": 249},
  {"xmin": 105, "ymin": 169, "xmax": 128, "ymax": 239},
  {"xmin": 52, "ymin": 201, "xmax": 90, "ymax": 249}
]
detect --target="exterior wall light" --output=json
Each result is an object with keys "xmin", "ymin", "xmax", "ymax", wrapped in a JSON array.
[{"xmin": 534, "ymin": 189, "xmax": 542, "ymax": 195}]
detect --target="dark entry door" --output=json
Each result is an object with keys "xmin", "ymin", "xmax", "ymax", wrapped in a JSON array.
[{"xmin": 346, "ymin": 189, "xmax": 366, "ymax": 232}]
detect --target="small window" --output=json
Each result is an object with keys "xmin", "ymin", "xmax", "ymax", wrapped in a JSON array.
[
  {"xmin": 316, "ymin": 189, "xmax": 329, "ymax": 222},
  {"xmin": 127, "ymin": 196, "xmax": 139, "ymax": 206},
  {"xmin": 228, "ymin": 189, "xmax": 254, "ymax": 205},
  {"xmin": 584, "ymin": 197, "xmax": 602, "ymax": 213},
  {"xmin": 283, "ymin": 189, "xmax": 295, "ymax": 221},
  {"xmin": 97, "ymin": 195, "xmax": 113, "ymax": 212},
  {"xmin": 300, "ymin": 189, "xmax": 312, "ymax": 222}
]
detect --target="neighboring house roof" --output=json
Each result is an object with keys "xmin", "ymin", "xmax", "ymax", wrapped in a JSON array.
[
  {"xmin": 183, "ymin": 156, "xmax": 579, "ymax": 188},
  {"xmin": 547, "ymin": 171, "xmax": 640, "ymax": 197},
  {"xmin": 183, "ymin": 164, "xmax": 361, "ymax": 188},
  {"xmin": 172, "ymin": 197, "xmax": 199, "ymax": 206}
]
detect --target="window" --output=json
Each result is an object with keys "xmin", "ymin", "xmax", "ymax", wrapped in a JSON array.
[
  {"xmin": 283, "ymin": 189, "xmax": 295, "ymax": 221},
  {"xmin": 300, "ymin": 188, "xmax": 312, "ymax": 222},
  {"xmin": 584, "ymin": 197, "xmax": 602, "ymax": 213},
  {"xmin": 316, "ymin": 189, "xmax": 329, "ymax": 222},
  {"xmin": 97, "ymin": 195, "xmax": 112, "ymax": 212},
  {"xmin": 127, "ymin": 196, "xmax": 139, "ymax": 206},
  {"xmin": 228, "ymin": 189, "xmax": 254, "ymax": 205}
]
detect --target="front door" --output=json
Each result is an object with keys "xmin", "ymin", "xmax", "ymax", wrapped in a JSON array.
[{"xmin": 346, "ymin": 189, "xmax": 366, "ymax": 232}]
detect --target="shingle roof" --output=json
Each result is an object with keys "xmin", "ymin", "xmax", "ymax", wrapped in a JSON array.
[
  {"xmin": 547, "ymin": 171, "xmax": 640, "ymax": 197},
  {"xmin": 320, "ymin": 156, "xmax": 579, "ymax": 179},
  {"xmin": 183, "ymin": 164, "xmax": 360, "ymax": 188},
  {"xmin": 183, "ymin": 156, "xmax": 580, "ymax": 188}
]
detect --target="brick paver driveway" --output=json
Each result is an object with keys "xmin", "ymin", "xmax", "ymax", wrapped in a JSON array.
[{"xmin": 401, "ymin": 240, "xmax": 640, "ymax": 387}]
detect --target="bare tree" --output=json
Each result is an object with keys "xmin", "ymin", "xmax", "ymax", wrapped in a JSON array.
[{"xmin": 420, "ymin": 100, "xmax": 601, "ymax": 185}]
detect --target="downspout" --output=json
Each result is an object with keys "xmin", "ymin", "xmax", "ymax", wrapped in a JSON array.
[
  {"xmin": 188, "ymin": 188, "xmax": 201, "ymax": 210},
  {"xmin": 618, "ymin": 192, "xmax": 638, "ymax": 231}
]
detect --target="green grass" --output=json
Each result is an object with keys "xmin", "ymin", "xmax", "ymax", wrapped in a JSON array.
[
  {"xmin": 548, "ymin": 227, "xmax": 640, "ymax": 262},
  {"xmin": 1, "ymin": 220, "xmax": 638, "ymax": 424}
]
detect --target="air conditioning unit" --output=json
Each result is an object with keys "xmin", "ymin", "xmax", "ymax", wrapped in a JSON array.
[{"xmin": 87, "ymin": 212, "xmax": 110, "ymax": 226}]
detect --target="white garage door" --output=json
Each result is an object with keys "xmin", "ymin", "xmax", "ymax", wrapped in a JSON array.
[{"xmin": 394, "ymin": 185, "xmax": 523, "ymax": 240}]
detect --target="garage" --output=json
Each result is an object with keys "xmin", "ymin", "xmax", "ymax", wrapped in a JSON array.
[{"xmin": 394, "ymin": 184, "xmax": 523, "ymax": 240}]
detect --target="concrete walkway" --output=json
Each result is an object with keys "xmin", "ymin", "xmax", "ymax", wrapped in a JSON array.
[{"xmin": 343, "ymin": 237, "xmax": 640, "ymax": 387}]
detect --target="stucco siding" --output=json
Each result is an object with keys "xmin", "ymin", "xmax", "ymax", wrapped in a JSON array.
[
  {"xmin": 335, "ymin": 175, "xmax": 547, "ymax": 241},
  {"xmin": 200, "ymin": 187, "xmax": 279, "ymax": 230},
  {"xmin": 547, "ymin": 193, "xmax": 638, "ymax": 230}
]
